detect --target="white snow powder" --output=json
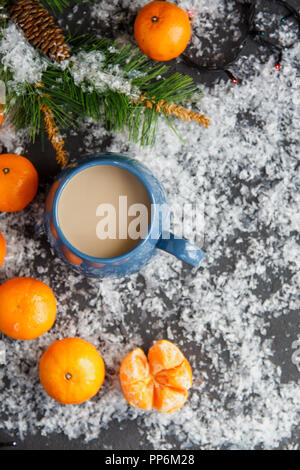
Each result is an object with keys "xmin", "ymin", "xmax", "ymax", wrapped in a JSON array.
[
  {"xmin": 0, "ymin": 0, "xmax": 300, "ymax": 450},
  {"xmin": 0, "ymin": 23, "xmax": 48, "ymax": 90}
]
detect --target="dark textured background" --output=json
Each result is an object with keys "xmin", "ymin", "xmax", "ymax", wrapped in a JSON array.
[{"xmin": 0, "ymin": 0, "xmax": 300, "ymax": 450}]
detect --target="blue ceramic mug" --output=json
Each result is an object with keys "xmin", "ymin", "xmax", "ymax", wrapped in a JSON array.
[{"xmin": 44, "ymin": 153, "xmax": 204, "ymax": 278}]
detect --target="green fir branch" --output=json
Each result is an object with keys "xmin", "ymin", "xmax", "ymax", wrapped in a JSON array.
[
  {"xmin": 47, "ymin": 0, "xmax": 98, "ymax": 15},
  {"xmin": 0, "ymin": 0, "xmax": 8, "ymax": 30},
  {"xmin": 1, "ymin": 23, "xmax": 204, "ymax": 146}
]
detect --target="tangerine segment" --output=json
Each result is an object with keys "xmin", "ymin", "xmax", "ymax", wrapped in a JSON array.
[
  {"xmin": 153, "ymin": 383, "xmax": 188, "ymax": 414},
  {"xmin": 0, "ymin": 277, "xmax": 56, "ymax": 340},
  {"xmin": 39, "ymin": 337, "xmax": 105, "ymax": 405},
  {"xmin": 119, "ymin": 348, "xmax": 153, "ymax": 410},
  {"xmin": 155, "ymin": 358, "xmax": 193, "ymax": 390},
  {"xmin": 119, "ymin": 340, "xmax": 192, "ymax": 413},
  {"xmin": 122, "ymin": 378, "xmax": 154, "ymax": 411},
  {"xmin": 120, "ymin": 348, "xmax": 150, "ymax": 383},
  {"xmin": 148, "ymin": 339, "xmax": 186, "ymax": 376},
  {"xmin": 0, "ymin": 232, "xmax": 6, "ymax": 267}
]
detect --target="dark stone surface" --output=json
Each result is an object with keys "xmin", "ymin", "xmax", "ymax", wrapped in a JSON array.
[{"xmin": 0, "ymin": 0, "xmax": 299, "ymax": 450}]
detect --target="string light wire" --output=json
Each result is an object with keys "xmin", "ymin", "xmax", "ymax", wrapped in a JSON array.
[{"xmin": 183, "ymin": 0, "xmax": 300, "ymax": 84}]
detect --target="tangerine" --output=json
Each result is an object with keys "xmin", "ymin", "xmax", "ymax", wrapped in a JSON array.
[
  {"xmin": 119, "ymin": 339, "xmax": 192, "ymax": 413},
  {"xmin": 0, "ymin": 232, "xmax": 6, "ymax": 267},
  {"xmin": 134, "ymin": 1, "xmax": 191, "ymax": 61},
  {"xmin": 0, "ymin": 153, "xmax": 38, "ymax": 212},
  {"xmin": 39, "ymin": 337, "xmax": 105, "ymax": 405},
  {"xmin": 0, "ymin": 277, "xmax": 56, "ymax": 340}
]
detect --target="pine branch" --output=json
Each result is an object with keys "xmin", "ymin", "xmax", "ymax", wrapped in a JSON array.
[
  {"xmin": 39, "ymin": 0, "xmax": 97, "ymax": 15},
  {"xmin": 0, "ymin": 0, "xmax": 8, "ymax": 30},
  {"xmin": 1, "ymin": 23, "xmax": 209, "ymax": 155},
  {"xmin": 2, "ymin": 0, "xmax": 97, "ymax": 15}
]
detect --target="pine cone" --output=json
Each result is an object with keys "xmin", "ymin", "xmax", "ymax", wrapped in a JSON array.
[{"xmin": 10, "ymin": 0, "xmax": 70, "ymax": 62}]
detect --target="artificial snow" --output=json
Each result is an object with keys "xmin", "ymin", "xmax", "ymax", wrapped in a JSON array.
[
  {"xmin": 0, "ymin": 23, "xmax": 48, "ymax": 89},
  {"xmin": 0, "ymin": 340, "xmax": 5, "ymax": 364},
  {"xmin": 0, "ymin": 0, "xmax": 300, "ymax": 450},
  {"xmin": 66, "ymin": 51, "xmax": 141, "ymax": 97}
]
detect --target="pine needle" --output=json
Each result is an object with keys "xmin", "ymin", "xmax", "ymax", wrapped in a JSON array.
[
  {"xmin": 0, "ymin": 24, "xmax": 209, "ymax": 157},
  {"xmin": 40, "ymin": 0, "xmax": 98, "ymax": 15}
]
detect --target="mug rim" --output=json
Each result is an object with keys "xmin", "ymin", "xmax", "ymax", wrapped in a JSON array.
[{"xmin": 52, "ymin": 155, "xmax": 158, "ymax": 264}]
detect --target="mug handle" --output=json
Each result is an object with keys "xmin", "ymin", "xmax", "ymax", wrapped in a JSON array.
[{"xmin": 156, "ymin": 232, "xmax": 205, "ymax": 267}]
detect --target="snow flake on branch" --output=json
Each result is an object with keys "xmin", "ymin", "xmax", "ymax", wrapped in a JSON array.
[
  {"xmin": 0, "ymin": 23, "xmax": 48, "ymax": 89},
  {"xmin": 65, "ymin": 50, "xmax": 141, "ymax": 99}
]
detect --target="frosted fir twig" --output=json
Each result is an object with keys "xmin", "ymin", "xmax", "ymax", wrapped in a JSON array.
[
  {"xmin": 0, "ymin": 22, "xmax": 48, "ymax": 86},
  {"xmin": 0, "ymin": 7, "xmax": 208, "ymax": 158}
]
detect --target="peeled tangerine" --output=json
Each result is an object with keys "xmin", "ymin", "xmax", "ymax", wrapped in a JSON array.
[{"xmin": 119, "ymin": 340, "xmax": 192, "ymax": 413}]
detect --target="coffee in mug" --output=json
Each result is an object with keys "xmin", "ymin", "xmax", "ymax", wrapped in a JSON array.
[
  {"xmin": 45, "ymin": 154, "xmax": 205, "ymax": 279},
  {"xmin": 57, "ymin": 165, "xmax": 151, "ymax": 258}
]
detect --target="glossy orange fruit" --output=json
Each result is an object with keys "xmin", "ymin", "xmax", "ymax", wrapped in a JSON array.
[
  {"xmin": 0, "ymin": 115, "xmax": 3, "ymax": 126},
  {"xmin": 0, "ymin": 277, "xmax": 56, "ymax": 340},
  {"xmin": 119, "ymin": 339, "xmax": 192, "ymax": 413},
  {"xmin": 39, "ymin": 337, "xmax": 105, "ymax": 405},
  {"xmin": 0, "ymin": 232, "xmax": 6, "ymax": 267},
  {"xmin": 134, "ymin": 1, "xmax": 191, "ymax": 61},
  {"xmin": 0, "ymin": 153, "xmax": 38, "ymax": 212}
]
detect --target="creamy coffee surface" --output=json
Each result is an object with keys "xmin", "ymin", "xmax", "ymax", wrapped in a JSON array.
[{"xmin": 57, "ymin": 165, "xmax": 151, "ymax": 258}]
